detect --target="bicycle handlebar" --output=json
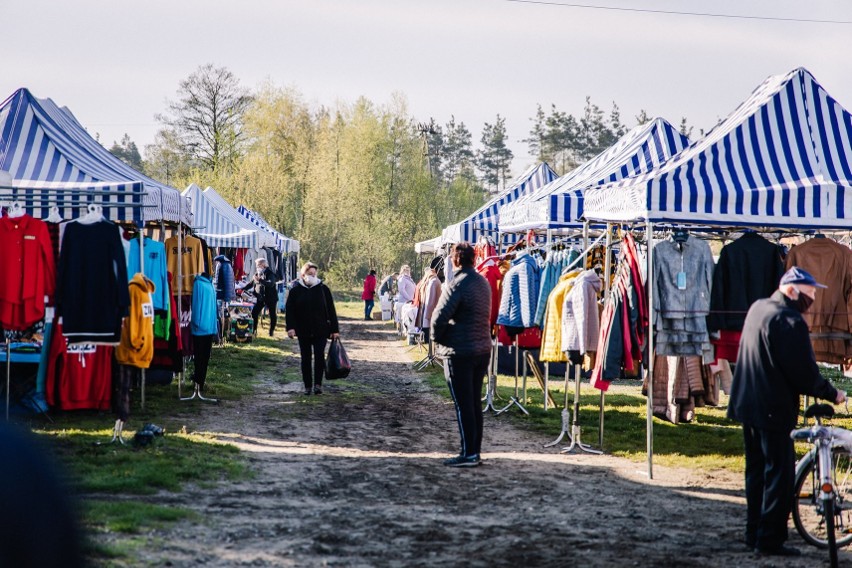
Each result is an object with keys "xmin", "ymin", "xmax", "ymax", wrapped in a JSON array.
[{"xmin": 791, "ymin": 425, "xmax": 852, "ymax": 452}]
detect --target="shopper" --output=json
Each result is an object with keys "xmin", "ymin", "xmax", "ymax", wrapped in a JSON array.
[
  {"xmin": 431, "ymin": 242, "xmax": 492, "ymax": 467},
  {"xmin": 728, "ymin": 266, "xmax": 846, "ymax": 557},
  {"xmin": 285, "ymin": 262, "xmax": 340, "ymax": 395},
  {"xmin": 362, "ymin": 269, "xmax": 377, "ymax": 320},
  {"xmin": 241, "ymin": 258, "xmax": 278, "ymax": 337}
]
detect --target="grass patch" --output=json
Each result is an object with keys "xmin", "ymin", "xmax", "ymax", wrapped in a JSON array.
[
  {"xmin": 84, "ymin": 499, "xmax": 196, "ymax": 533},
  {"xmin": 403, "ymin": 340, "xmax": 852, "ymax": 472}
]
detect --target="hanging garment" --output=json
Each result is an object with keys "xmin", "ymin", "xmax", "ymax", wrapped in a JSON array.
[
  {"xmin": 46, "ymin": 322, "xmax": 113, "ymax": 411},
  {"xmin": 192, "ymin": 334, "xmax": 214, "ymax": 388},
  {"xmin": 785, "ymin": 237, "xmax": 852, "ymax": 364},
  {"xmin": 476, "ymin": 260, "xmax": 504, "ymax": 328},
  {"xmin": 420, "ymin": 275, "xmax": 442, "ymax": 330},
  {"xmin": 708, "ymin": 232, "xmax": 785, "ymax": 333},
  {"xmin": 539, "ymin": 270, "xmax": 582, "ymax": 362},
  {"xmin": 213, "ymin": 255, "xmax": 236, "ymax": 302},
  {"xmin": 534, "ymin": 254, "xmax": 562, "ymax": 328},
  {"xmin": 150, "ymin": 279, "xmax": 183, "ymax": 372},
  {"xmin": 233, "ymin": 247, "xmax": 247, "ymax": 281},
  {"xmin": 561, "ymin": 269, "xmax": 602, "ymax": 355},
  {"xmin": 128, "ymin": 237, "xmax": 170, "ymax": 312},
  {"xmin": 57, "ymin": 219, "xmax": 130, "ymax": 344},
  {"xmin": 178, "ymin": 294, "xmax": 193, "ymax": 356},
  {"xmin": 0, "ymin": 214, "xmax": 56, "ymax": 331},
  {"xmin": 496, "ymin": 253, "xmax": 541, "ymax": 329},
  {"xmin": 652, "ymin": 235, "xmax": 714, "ymax": 358},
  {"xmin": 165, "ymin": 234, "xmax": 205, "ymax": 296},
  {"xmin": 113, "ymin": 364, "xmax": 137, "ymax": 422},
  {"xmin": 191, "ymin": 275, "xmax": 218, "ymax": 337},
  {"xmin": 115, "ymin": 274, "xmax": 156, "ymax": 369}
]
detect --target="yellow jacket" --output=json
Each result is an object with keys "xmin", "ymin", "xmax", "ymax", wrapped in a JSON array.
[
  {"xmin": 540, "ymin": 270, "xmax": 582, "ymax": 362},
  {"xmin": 116, "ymin": 273, "xmax": 156, "ymax": 368}
]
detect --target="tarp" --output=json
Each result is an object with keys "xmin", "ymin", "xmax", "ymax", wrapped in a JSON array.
[
  {"xmin": 583, "ymin": 68, "xmax": 852, "ymax": 229},
  {"xmin": 414, "ymin": 235, "xmax": 443, "ymax": 254},
  {"xmin": 441, "ymin": 162, "xmax": 558, "ymax": 243},
  {"xmin": 237, "ymin": 205, "xmax": 300, "ymax": 254},
  {"xmin": 500, "ymin": 119, "xmax": 690, "ymax": 232},
  {"xmin": 0, "ymin": 88, "xmax": 190, "ymax": 224},
  {"xmin": 182, "ymin": 184, "xmax": 275, "ymax": 248}
]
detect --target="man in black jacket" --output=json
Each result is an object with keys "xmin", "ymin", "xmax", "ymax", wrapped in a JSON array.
[
  {"xmin": 431, "ymin": 242, "xmax": 492, "ymax": 468},
  {"xmin": 728, "ymin": 266, "xmax": 846, "ymax": 557}
]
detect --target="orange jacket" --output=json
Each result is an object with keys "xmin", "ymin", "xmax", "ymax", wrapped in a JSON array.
[{"xmin": 116, "ymin": 273, "xmax": 156, "ymax": 368}]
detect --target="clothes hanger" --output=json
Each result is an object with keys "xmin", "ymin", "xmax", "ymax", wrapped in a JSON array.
[
  {"xmin": 46, "ymin": 205, "xmax": 63, "ymax": 223},
  {"xmin": 7, "ymin": 200, "xmax": 25, "ymax": 218}
]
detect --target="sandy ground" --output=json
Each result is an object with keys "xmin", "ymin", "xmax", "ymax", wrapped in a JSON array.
[{"xmin": 95, "ymin": 317, "xmax": 851, "ymax": 567}]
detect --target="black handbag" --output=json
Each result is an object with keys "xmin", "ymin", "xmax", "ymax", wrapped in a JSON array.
[{"xmin": 326, "ymin": 337, "xmax": 351, "ymax": 379}]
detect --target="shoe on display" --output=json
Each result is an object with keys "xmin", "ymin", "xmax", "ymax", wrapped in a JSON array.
[{"xmin": 443, "ymin": 454, "xmax": 480, "ymax": 468}]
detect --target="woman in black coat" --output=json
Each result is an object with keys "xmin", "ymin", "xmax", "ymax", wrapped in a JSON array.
[{"xmin": 285, "ymin": 262, "xmax": 340, "ymax": 395}]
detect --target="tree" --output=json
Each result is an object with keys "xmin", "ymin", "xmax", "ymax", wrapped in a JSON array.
[
  {"xmin": 108, "ymin": 134, "xmax": 143, "ymax": 171},
  {"xmin": 143, "ymin": 129, "xmax": 192, "ymax": 186},
  {"xmin": 477, "ymin": 115, "xmax": 513, "ymax": 192},
  {"xmin": 679, "ymin": 117, "xmax": 694, "ymax": 139},
  {"xmin": 523, "ymin": 104, "xmax": 547, "ymax": 162},
  {"xmin": 635, "ymin": 109, "xmax": 651, "ymax": 126},
  {"xmin": 156, "ymin": 64, "xmax": 253, "ymax": 173},
  {"xmin": 442, "ymin": 116, "xmax": 475, "ymax": 183}
]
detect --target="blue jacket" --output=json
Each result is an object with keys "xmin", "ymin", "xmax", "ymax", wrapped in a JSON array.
[
  {"xmin": 496, "ymin": 254, "xmax": 541, "ymax": 328},
  {"xmin": 213, "ymin": 255, "xmax": 236, "ymax": 302},
  {"xmin": 128, "ymin": 238, "xmax": 169, "ymax": 312},
  {"xmin": 191, "ymin": 275, "xmax": 218, "ymax": 336}
]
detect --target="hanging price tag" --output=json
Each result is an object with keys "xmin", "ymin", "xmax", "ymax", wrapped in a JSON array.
[{"xmin": 676, "ymin": 271, "xmax": 687, "ymax": 290}]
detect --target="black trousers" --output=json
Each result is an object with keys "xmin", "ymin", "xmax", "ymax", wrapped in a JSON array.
[
  {"xmin": 252, "ymin": 293, "xmax": 278, "ymax": 336},
  {"xmin": 298, "ymin": 335, "xmax": 328, "ymax": 389},
  {"xmin": 743, "ymin": 424, "xmax": 795, "ymax": 550},
  {"xmin": 444, "ymin": 353, "xmax": 490, "ymax": 458},
  {"xmin": 113, "ymin": 364, "xmax": 137, "ymax": 422},
  {"xmin": 192, "ymin": 334, "xmax": 215, "ymax": 389}
]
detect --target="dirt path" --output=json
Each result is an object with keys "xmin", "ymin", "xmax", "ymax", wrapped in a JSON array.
[{"xmin": 105, "ymin": 317, "xmax": 849, "ymax": 567}]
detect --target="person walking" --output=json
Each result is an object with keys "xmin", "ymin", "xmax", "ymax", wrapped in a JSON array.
[
  {"xmin": 241, "ymin": 258, "xmax": 279, "ymax": 337},
  {"xmin": 285, "ymin": 262, "xmax": 340, "ymax": 395},
  {"xmin": 362, "ymin": 269, "xmax": 377, "ymax": 320},
  {"xmin": 431, "ymin": 242, "xmax": 492, "ymax": 467},
  {"xmin": 728, "ymin": 266, "xmax": 846, "ymax": 557}
]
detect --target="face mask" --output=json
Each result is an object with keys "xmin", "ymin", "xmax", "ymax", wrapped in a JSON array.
[
  {"xmin": 303, "ymin": 274, "xmax": 319, "ymax": 287},
  {"xmin": 792, "ymin": 288, "xmax": 814, "ymax": 313}
]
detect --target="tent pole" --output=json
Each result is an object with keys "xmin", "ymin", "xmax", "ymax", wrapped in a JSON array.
[
  {"xmin": 177, "ymin": 224, "xmax": 184, "ymax": 400},
  {"xmin": 544, "ymin": 228, "xmax": 552, "ymax": 410},
  {"xmin": 138, "ymin": 223, "xmax": 146, "ymax": 410},
  {"xmin": 598, "ymin": 221, "xmax": 608, "ymax": 450},
  {"xmin": 646, "ymin": 219, "xmax": 655, "ymax": 480}
]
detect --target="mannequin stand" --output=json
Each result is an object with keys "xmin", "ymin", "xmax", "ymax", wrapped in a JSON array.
[
  {"xmin": 498, "ymin": 338, "xmax": 528, "ymax": 416},
  {"xmin": 414, "ymin": 336, "xmax": 442, "ymax": 370},
  {"xmin": 110, "ymin": 419, "xmax": 126, "ymax": 445},
  {"xmin": 560, "ymin": 363, "xmax": 601, "ymax": 455},
  {"xmin": 180, "ymin": 382, "xmax": 218, "ymax": 403}
]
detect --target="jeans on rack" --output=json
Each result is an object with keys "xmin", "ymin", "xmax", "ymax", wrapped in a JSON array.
[
  {"xmin": 298, "ymin": 335, "xmax": 328, "ymax": 390},
  {"xmin": 192, "ymin": 334, "xmax": 215, "ymax": 389}
]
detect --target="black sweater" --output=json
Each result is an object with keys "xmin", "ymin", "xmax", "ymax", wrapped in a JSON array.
[
  {"xmin": 285, "ymin": 281, "xmax": 339, "ymax": 338},
  {"xmin": 57, "ymin": 220, "xmax": 130, "ymax": 343}
]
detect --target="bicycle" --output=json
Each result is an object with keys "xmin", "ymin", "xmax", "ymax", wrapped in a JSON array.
[{"xmin": 791, "ymin": 403, "xmax": 852, "ymax": 568}]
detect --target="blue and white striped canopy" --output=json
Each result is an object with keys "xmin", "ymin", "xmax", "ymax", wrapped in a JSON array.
[
  {"xmin": 500, "ymin": 119, "xmax": 690, "ymax": 232},
  {"xmin": 182, "ymin": 184, "xmax": 275, "ymax": 249},
  {"xmin": 442, "ymin": 162, "xmax": 557, "ymax": 244},
  {"xmin": 236, "ymin": 205, "xmax": 299, "ymax": 254},
  {"xmin": 0, "ymin": 88, "xmax": 190, "ymax": 224},
  {"xmin": 584, "ymin": 68, "xmax": 852, "ymax": 229}
]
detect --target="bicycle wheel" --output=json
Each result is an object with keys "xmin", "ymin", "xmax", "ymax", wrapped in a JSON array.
[{"xmin": 793, "ymin": 447, "xmax": 852, "ymax": 549}]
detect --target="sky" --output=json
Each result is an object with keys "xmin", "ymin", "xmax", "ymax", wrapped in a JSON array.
[{"xmin": 4, "ymin": 0, "xmax": 852, "ymax": 178}]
